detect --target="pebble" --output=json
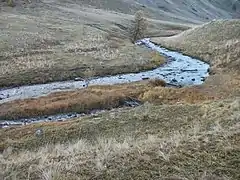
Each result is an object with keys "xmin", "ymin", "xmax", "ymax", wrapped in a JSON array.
[
  {"xmin": 74, "ymin": 77, "xmax": 84, "ymax": 81},
  {"xmin": 171, "ymin": 78, "xmax": 178, "ymax": 82}
]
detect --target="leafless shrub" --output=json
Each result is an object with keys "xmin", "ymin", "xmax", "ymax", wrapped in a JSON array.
[
  {"xmin": 6, "ymin": 0, "xmax": 15, "ymax": 7},
  {"xmin": 130, "ymin": 10, "xmax": 148, "ymax": 43},
  {"xmin": 148, "ymin": 79, "xmax": 166, "ymax": 87}
]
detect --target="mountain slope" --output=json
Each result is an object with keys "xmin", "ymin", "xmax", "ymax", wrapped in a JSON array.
[
  {"xmin": 151, "ymin": 19, "xmax": 240, "ymax": 73},
  {"xmin": 49, "ymin": 0, "xmax": 240, "ymax": 23},
  {"xmin": 2, "ymin": 0, "xmax": 240, "ymax": 23}
]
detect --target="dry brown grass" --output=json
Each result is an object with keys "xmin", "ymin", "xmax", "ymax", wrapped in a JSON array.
[
  {"xmin": 1, "ymin": 98, "xmax": 239, "ymax": 179},
  {"xmin": 0, "ymin": 2, "xmax": 182, "ymax": 88},
  {"xmin": 0, "ymin": 26, "xmax": 163, "ymax": 87},
  {"xmin": 0, "ymin": 79, "xmax": 221, "ymax": 120},
  {"xmin": 1, "ymin": 72, "xmax": 239, "ymax": 121},
  {"xmin": 151, "ymin": 19, "xmax": 240, "ymax": 73},
  {"xmin": 0, "ymin": 83, "xmax": 145, "ymax": 120},
  {"xmin": 148, "ymin": 78, "xmax": 166, "ymax": 87},
  {"xmin": 1, "ymin": 2, "xmax": 240, "ymax": 180}
]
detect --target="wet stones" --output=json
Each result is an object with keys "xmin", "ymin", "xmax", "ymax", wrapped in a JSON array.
[
  {"xmin": 67, "ymin": 114, "xmax": 78, "ymax": 118},
  {"xmin": 22, "ymin": 119, "xmax": 32, "ymax": 125},
  {"xmin": 1, "ymin": 121, "xmax": 9, "ymax": 127},
  {"xmin": 120, "ymin": 98, "xmax": 142, "ymax": 107},
  {"xmin": 0, "ymin": 93, "xmax": 9, "ymax": 100},
  {"xmin": 142, "ymin": 77, "xmax": 150, "ymax": 80},
  {"xmin": 123, "ymin": 100, "xmax": 140, "ymax": 107},
  {"xmin": 171, "ymin": 78, "xmax": 178, "ymax": 83},
  {"xmin": 181, "ymin": 69, "xmax": 198, "ymax": 72},
  {"xmin": 201, "ymin": 77, "xmax": 206, "ymax": 81},
  {"xmin": 74, "ymin": 77, "xmax": 84, "ymax": 81}
]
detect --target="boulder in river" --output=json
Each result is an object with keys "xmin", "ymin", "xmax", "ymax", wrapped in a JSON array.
[
  {"xmin": 171, "ymin": 78, "xmax": 178, "ymax": 83},
  {"xmin": 74, "ymin": 77, "xmax": 84, "ymax": 81},
  {"xmin": 181, "ymin": 69, "xmax": 198, "ymax": 72},
  {"xmin": 201, "ymin": 77, "xmax": 206, "ymax": 81}
]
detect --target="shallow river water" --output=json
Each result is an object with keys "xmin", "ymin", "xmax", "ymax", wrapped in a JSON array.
[{"xmin": 0, "ymin": 38, "xmax": 210, "ymax": 128}]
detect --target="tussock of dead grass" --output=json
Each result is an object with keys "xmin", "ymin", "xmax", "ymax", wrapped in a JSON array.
[
  {"xmin": 0, "ymin": 80, "xmax": 218, "ymax": 120},
  {"xmin": 148, "ymin": 78, "xmax": 166, "ymax": 87},
  {"xmin": 141, "ymin": 87, "xmax": 215, "ymax": 103},
  {"xmin": 0, "ymin": 84, "xmax": 143, "ymax": 120},
  {"xmin": 1, "ymin": 98, "xmax": 239, "ymax": 179}
]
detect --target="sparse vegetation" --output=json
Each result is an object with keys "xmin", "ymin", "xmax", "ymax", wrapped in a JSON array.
[
  {"xmin": 1, "ymin": 1, "xmax": 240, "ymax": 180},
  {"xmin": 1, "ymin": 98, "xmax": 239, "ymax": 179},
  {"xmin": 2, "ymin": 72, "xmax": 240, "ymax": 121},
  {"xmin": 0, "ymin": 79, "xmax": 217, "ymax": 120},
  {"xmin": 0, "ymin": 8, "xmax": 168, "ymax": 88},
  {"xmin": 151, "ymin": 20, "xmax": 240, "ymax": 73}
]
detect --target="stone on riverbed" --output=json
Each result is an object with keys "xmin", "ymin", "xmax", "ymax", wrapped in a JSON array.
[{"xmin": 74, "ymin": 77, "xmax": 84, "ymax": 81}]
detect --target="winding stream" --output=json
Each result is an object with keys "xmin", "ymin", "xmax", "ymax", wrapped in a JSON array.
[{"xmin": 0, "ymin": 38, "xmax": 210, "ymax": 128}]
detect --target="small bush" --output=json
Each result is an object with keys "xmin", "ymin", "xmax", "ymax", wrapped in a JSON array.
[
  {"xmin": 7, "ymin": 0, "xmax": 15, "ymax": 7},
  {"xmin": 148, "ymin": 79, "xmax": 166, "ymax": 87},
  {"xmin": 130, "ymin": 10, "xmax": 148, "ymax": 43},
  {"xmin": 150, "ymin": 51, "xmax": 165, "ymax": 66}
]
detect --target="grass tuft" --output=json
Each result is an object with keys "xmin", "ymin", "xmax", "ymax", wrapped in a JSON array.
[{"xmin": 1, "ymin": 99, "xmax": 239, "ymax": 179}]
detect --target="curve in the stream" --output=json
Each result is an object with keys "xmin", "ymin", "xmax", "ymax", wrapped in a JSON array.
[
  {"xmin": 0, "ymin": 38, "xmax": 209, "ymax": 104},
  {"xmin": 0, "ymin": 38, "xmax": 210, "ymax": 128}
]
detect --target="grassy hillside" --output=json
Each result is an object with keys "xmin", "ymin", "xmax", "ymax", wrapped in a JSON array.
[
  {"xmin": 1, "ymin": 98, "xmax": 240, "ymax": 179},
  {"xmin": 2, "ymin": 0, "xmax": 239, "ymax": 22},
  {"xmin": 152, "ymin": 19, "xmax": 240, "ymax": 73},
  {"xmin": 0, "ymin": 1, "xmax": 189, "ymax": 88},
  {"xmin": 1, "ymin": 1, "xmax": 240, "ymax": 180},
  {"xmin": 1, "ymin": 0, "xmax": 238, "ymax": 87}
]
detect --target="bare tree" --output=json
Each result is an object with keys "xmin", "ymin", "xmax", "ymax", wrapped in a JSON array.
[
  {"xmin": 131, "ymin": 10, "xmax": 148, "ymax": 43},
  {"xmin": 6, "ymin": 0, "xmax": 15, "ymax": 7}
]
